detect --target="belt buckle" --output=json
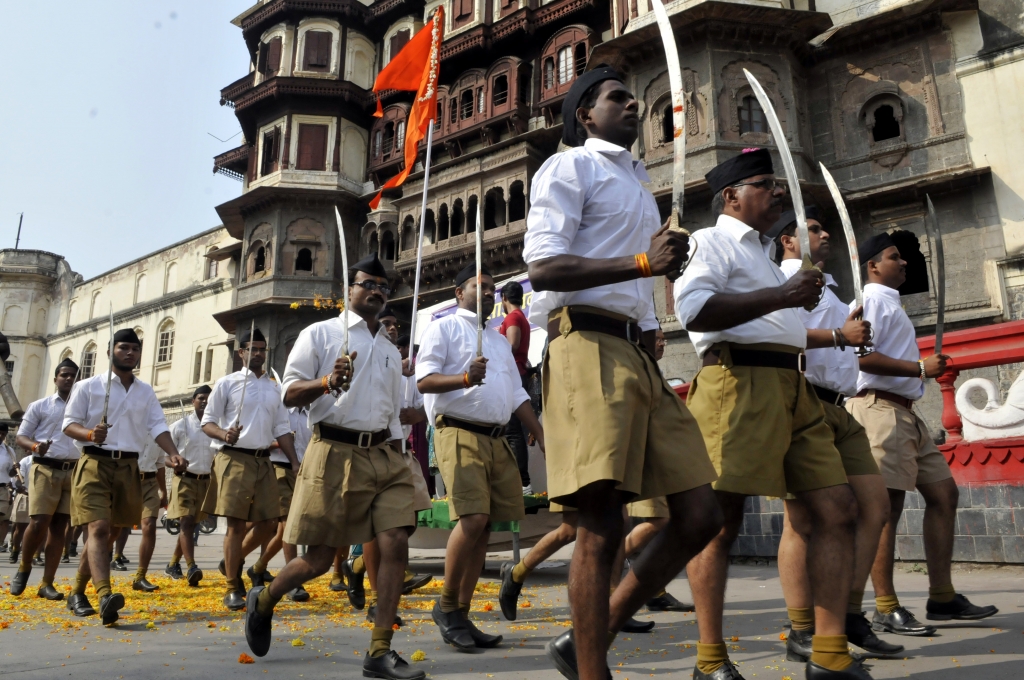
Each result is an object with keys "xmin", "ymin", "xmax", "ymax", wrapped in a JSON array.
[
  {"xmin": 357, "ymin": 431, "xmax": 372, "ymax": 448},
  {"xmin": 62, "ymin": 461, "xmax": 73, "ymax": 471},
  {"xmin": 490, "ymin": 426, "xmax": 503, "ymax": 438},
  {"xmin": 111, "ymin": 450, "xmax": 122, "ymax": 460},
  {"xmin": 797, "ymin": 351, "xmax": 807, "ymax": 374}
]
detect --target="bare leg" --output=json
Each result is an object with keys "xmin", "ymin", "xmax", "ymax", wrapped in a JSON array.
[
  {"xmin": 85, "ymin": 520, "xmax": 113, "ymax": 586},
  {"xmin": 42, "ymin": 515, "xmax": 70, "ymax": 582},
  {"xmin": 917, "ymin": 478, "xmax": 958, "ymax": 589},
  {"xmin": 11, "ymin": 523, "xmax": 27, "ymax": 552},
  {"xmin": 795, "ymin": 484, "xmax": 858, "ymax": 636},
  {"xmin": 137, "ymin": 517, "xmax": 157, "ymax": 573},
  {"xmin": 523, "ymin": 513, "xmax": 577, "ymax": 569},
  {"xmin": 364, "ymin": 538, "xmax": 380, "ymax": 592},
  {"xmin": 283, "ymin": 542, "xmax": 297, "ymax": 562},
  {"xmin": 848, "ymin": 475, "xmax": 890, "ymax": 593},
  {"xmin": 177, "ymin": 515, "xmax": 196, "ymax": 565},
  {"xmin": 375, "ymin": 528, "xmax": 412, "ymax": 626},
  {"xmin": 260, "ymin": 516, "xmax": 288, "ymax": 566},
  {"xmin": 779, "ymin": 500, "xmax": 813, "ymax": 610},
  {"xmin": 624, "ymin": 518, "xmax": 667, "ymax": 557},
  {"xmin": 113, "ymin": 526, "xmax": 129, "ymax": 559},
  {"xmin": 266, "ymin": 544, "xmax": 336, "ymax": 598},
  {"xmin": 240, "ymin": 520, "xmax": 276, "ymax": 561},
  {"xmin": 0, "ymin": 520, "xmax": 9, "ymax": 547},
  {"xmin": 687, "ymin": 491, "xmax": 746, "ymax": 645},
  {"xmin": 870, "ymin": 489, "xmax": 905, "ymax": 598},
  {"xmin": 443, "ymin": 514, "xmax": 490, "ymax": 605},
  {"xmin": 224, "ymin": 517, "xmax": 247, "ymax": 587},
  {"xmin": 19, "ymin": 515, "xmax": 54, "ymax": 570}
]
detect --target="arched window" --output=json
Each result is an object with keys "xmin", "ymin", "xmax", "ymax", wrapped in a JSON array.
[
  {"xmin": 890, "ymin": 229, "xmax": 929, "ymax": 296},
  {"xmin": 423, "ymin": 210, "xmax": 436, "ymax": 245},
  {"xmin": 81, "ymin": 342, "xmax": 97, "ymax": 379},
  {"xmin": 485, "ymin": 188, "xmax": 506, "ymax": 230},
  {"xmin": 396, "ymin": 120, "xmax": 406, "ymax": 149},
  {"xmin": 381, "ymin": 231, "xmax": 396, "ymax": 261},
  {"xmin": 205, "ymin": 247, "xmax": 219, "ymax": 279},
  {"xmin": 66, "ymin": 300, "xmax": 77, "ymax": 327},
  {"xmin": 451, "ymin": 199, "xmax": 465, "ymax": 236},
  {"xmin": 134, "ymin": 274, "xmax": 147, "ymax": 304},
  {"xmin": 477, "ymin": 88, "xmax": 485, "ymax": 114},
  {"xmin": 203, "ymin": 345, "xmax": 214, "ymax": 382},
  {"xmin": 467, "ymin": 195, "xmax": 479, "ymax": 233},
  {"xmin": 460, "ymin": 90, "xmax": 474, "ymax": 120},
  {"xmin": 438, "ymin": 204, "xmax": 449, "ymax": 241},
  {"xmin": 557, "ymin": 46, "xmax": 573, "ymax": 85},
  {"xmin": 872, "ymin": 105, "xmax": 900, "ymax": 142},
  {"xmin": 661, "ymin": 101, "xmax": 674, "ymax": 145},
  {"xmin": 492, "ymin": 75, "xmax": 509, "ymax": 108},
  {"xmin": 133, "ymin": 328, "xmax": 144, "ymax": 373},
  {"xmin": 449, "ymin": 97, "xmax": 458, "ymax": 125},
  {"xmin": 435, "ymin": 102, "xmax": 443, "ymax": 131},
  {"xmin": 574, "ymin": 43, "xmax": 587, "ymax": 77},
  {"xmin": 508, "ymin": 181, "xmax": 526, "ymax": 223},
  {"xmin": 254, "ymin": 246, "xmax": 266, "ymax": 272},
  {"xmin": 373, "ymin": 129, "xmax": 383, "ymax": 158},
  {"xmin": 738, "ymin": 96, "xmax": 766, "ymax": 134},
  {"xmin": 368, "ymin": 232, "xmax": 379, "ymax": 258},
  {"xmin": 295, "ymin": 248, "xmax": 313, "ymax": 272},
  {"xmin": 164, "ymin": 262, "xmax": 178, "ymax": 294},
  {"xmin": 90, "ymin": 290, "xmax": 101, "ymax": 319},
  {"xmin": 401, "ymin": 216, "xmax": 416, "ymax": 251},
  {"xmin": 60, "ymin": 348, "xmax": 73, "ymax": 363},
  {"xmin": 382, "ymin": 122, "xmax": 395, "ymax": 156},
  {"xmin": 193, "ymin": 347, "xmax": 203, "ymax": 384},
  {"xmin": 157, "ymin": 320, "xmax": 175, "ymax": 364},
  {"xmin": 543, "ymin": 58, "xmax": 555, "ymax": 90}
]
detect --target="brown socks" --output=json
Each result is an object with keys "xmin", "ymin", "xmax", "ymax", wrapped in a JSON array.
[
  {"xmin": 439, "ymin": 585, "xmax": 460, "ymax": 613},
  {"xmin": 875, "ymin": 594, "xmax": 900, "ymax": 615},
  {"xmin": 928, "ymin": 583, "xmax": 956, "ymax": 603},
  {"xmin": 695, "ymin": 642, "xmax": 728, "ymax": 675},
  {"xmin": 810, "ymin": 634, "xmax": 853, "ymax": 671},
  {"xmin": 511, "ymin": 560, "xmax": 531, "ymax": 584},
  {"xmin": 370, "ymin": 627, "xmax": 394, "ymax": 657},
  {"xmin": 787, "ymin": 606, "xmax": 814, "ymax": 632}
]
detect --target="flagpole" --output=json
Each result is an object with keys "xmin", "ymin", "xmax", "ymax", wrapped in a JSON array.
[
  {"xmin": 475, "ymin": 196, "xmax": 484, "ymax": 358},
  {"xmin": 403, "ymin": 119, "xmax": 435, "ymax": 455}
]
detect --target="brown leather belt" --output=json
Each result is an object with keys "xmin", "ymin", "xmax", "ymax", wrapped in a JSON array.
[
  {"xmin": 317, "ymin": 423, "xmax": 390, "ymax": 449},
  {"xmin": 222, "ymin": 445, "xmax": 270, "ymax": 458},
  {"xmin": 548, "ymin": 308, "xmax": 642, "ymax": 346},
  {"xmin": 140, "ymin": 471, "xmax": 158, "ymax": 480},
  {"xmin": 441, "ymin": 416, "xmax": 506, "ymax": 439},
  {"xmin": 84, "ymin": 446, "xmax": 139, "ymax": 460},
  {"xmin": 702, "ymin": 347, "xmax": 805, "ymax": 372},
  {"xmin": 176, "ymin": 471, "xmax": 210, "ymax": 480},
  {"xmin": 813, "ymin": 385, "xmax": 846, "ymax": 407},
  {"xmin": 855, "ymin": 389, "xmax": 914, "ymax": 410},
  {"xmin": 32, "ymin": 456, "xmax": 77, "ymax": 471}
]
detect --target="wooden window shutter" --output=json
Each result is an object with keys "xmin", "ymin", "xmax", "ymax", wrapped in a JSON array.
[
  {"xmin": 257, "ymin": 42, "xmax": 269, "ymax": 75},
  {"xmin": 618, "ymin": 0, "xmax": 630, "ymax": 33},
  {"xmin": 304, "ymin": 31, "xmax": 331, "ymax": 69},
  {"xmin": 267, "ymin": 37, "xmax": 282, "ymax": 74},
  {"xmin": 456, "ymin": 0, "xmax": 474, "ymax": 20},
  {"xmin": 389, "ymin": 29, "xmax": 410, "ymax": 62},
  {"xmin": 317, "ymin": 32, "xmax": 332, "ymax": 68},
  {"xmin": 296, "ymin": 124, "xmax": 329, "ymax": 170}
]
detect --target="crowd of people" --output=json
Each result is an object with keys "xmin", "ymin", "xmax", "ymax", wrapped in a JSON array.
[{"xmin": 1, "ymin": 67, "xmax": 1000, "ymax": 680}]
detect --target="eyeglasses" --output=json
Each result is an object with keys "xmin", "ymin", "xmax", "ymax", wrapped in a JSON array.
[
  {"xmin": 731, "ymin": 178, "xmax": 782, "ymax": 192},
  {"xmin": 352, "ymin": 280, "xmax": 392, "ymax": 296}
]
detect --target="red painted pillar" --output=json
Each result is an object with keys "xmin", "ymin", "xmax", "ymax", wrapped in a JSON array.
[{"xmin": 937, "ymin": 367, "xmax": 962, "ymax": 443}]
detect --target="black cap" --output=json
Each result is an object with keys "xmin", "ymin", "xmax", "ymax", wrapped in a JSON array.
[
  {"xmin": 239, "ymin": 327, "xmax": 266, "ymax": 347},
  {"xmin": 396, "ymin": 334, "xmax": 411, "ymax": 347},
  {"xmin": 704, "ymin": 148, "xmax": 774, "ymax": 195},
  {"xmin": 377, "ymin": 305, "xmax": 398, "ymax": 320},
  {"xmin": 54, "ymin": 357, "xmax": 79, "ymax": 377},
  {"xmin": 350, "ymin": 252, "xmax": 388, "ymax": 279},
  {"xmin": 768, "ymin": 205, "xmax": 824, "ymax": 240},
  {"xmin": 561, "ymin": 65, "xmax": 624, "ymax": 147},
  {"xmin": 858, "ymin": 232, "xmax": 896, "ymax": 265},
  {"xmin": 113, "ymin": 328, "xmax": 142, "ymax": 345},
  {"xmin": 455, "ymin": 263, "xmax": 492, "ymax": 289},
  {"xmin": 192, "ymin": 385, "xmax": 212, "ymax": 398}
]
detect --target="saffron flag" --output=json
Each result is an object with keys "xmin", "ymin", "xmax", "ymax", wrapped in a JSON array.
[{"xmin": 369, "ymin": 7, "xmax": 444, "ymax": 210}]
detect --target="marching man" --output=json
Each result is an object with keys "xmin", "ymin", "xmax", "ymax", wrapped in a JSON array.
[{"xmin": 132, "ymin": 436, "xmax": 167, "ymax": 592}]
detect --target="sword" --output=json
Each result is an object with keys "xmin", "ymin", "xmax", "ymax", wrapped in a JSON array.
[
  {"xmin": 924, "ymin": 195, "xmax": 945, "ymax": 355},
  {"xmin": 819, "ymin": 162, "xmax": 872, "ymax": 355},
  {"xmin": 650, "ymin": 0, "xmax": 692, "ymax": 282},
  {"xmin": 475, "ymin": 198, "xmax": 484, "ymax": 358},
  {"xmin": 743, "ymin": 69, "xmax": 819, "ymax": 310},
  {"xmin": 233, "ymin": 319, "xmax": 255, "ymax": 428},
  {"xmin": 100, "ymin": 304, "xmax": 115, "ymax": 425},
  {"xmin": 334, "ymin": 206, "xmax": 352, "ymax": 391}
]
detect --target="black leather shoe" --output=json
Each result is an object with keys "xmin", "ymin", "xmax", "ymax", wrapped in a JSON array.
[
  {"xmin": 9, "ymin": 570, "xmax": 30, "ymax": 596},
  {"xmin": 165, "ymin": 563, "xmax": 184, "ymax": 580},
  {"xmin": 786, "ymin": 628, "xmax": 813, "ymax": 662},
  {"xmin": 67, "ymin": 593, "xmax": 96, "ymax": 617},
  {"xmin": 344, "ymin": 556, "xmax": 366, "ymax": 610},
  {"xmin": 621, "ymin": 617, "xmax": 655, "ymax": 633},
  {"xmin": 367, "ymin": 605, "xmax": 403, "ymax": 627},
  {"xmin": 806, "ymin": 660, "xmax": 873, "ymax": 679},
  {"xmin": 116, "ymin": 554, "xmax": 130, "ymax": 565},
  {"xmin": 646, "ymin": 591, "xmax": 694, "ymax": 612},
  {"xmin": 187, "ymin": 564, "xmax": 203, "ymax": 587},
  {"xmin": 32, "ymin": 555, "xmax": 45, "ymax": 567},
  {"xmin": 846, "ymin": 612, "xmax": 903, "ymax": 656},
  {"xmin": 245, "ymin": 586, "xmax": 273, "ymax": 657},
  {"xmin": 132, "ymin": 577, "xmax": 158, "ymax": 592},
  {"xmin": 498, "ymin": 561, "xmax": 524, "ymax": 621},
  {"xmin": 288, "ymin": 586, "xmax": 310, "ymax": 602},
  {"xmin": 402, "ymin": 572, "xmax": 432, "ymax": 595},
  {"xmin": 61, "ymin": 553, "xmax": 70, "ymax": 564},
  {"xmin": 110, "ymin": 558, "xmax": 127, "ymax": 572},
  {"xmin": 926, "ymin": 594, "xmax": 998, "ymax": 621},
  {"xmin": 247, "ymin": 566, "xmax": 267, "ymax": 589},
  {"xmin": 9, "ymin": 548, "xmax": 20, "ymax": 564},
  {"xmin": 431, "ymin": 601, "xmax": 475, "ymax": 651},
  {"xmin": 219, "ymin": 559, "xmax": 244, "ymax": 578},
  {"xmin": 99, "ymin": 592, "xmax": 125, "ymax": 625},
  {"xmin": 692, "ymin": 658, "xmax": 744, "ymax": 679},
  {"xmin": 224, "ymin": 590, "xmax": 246, "ymax": 611},
  {"xmin": 362, "ymin": 649, "xmax": 426, "ymax": 680},
  {"xmin": 871, "ymin": 606, "xmax": 935, "ymax": 636},
  {"xmin": 463, "ymin": 615, "xmax": 503, "ymax": 648},
  {"xmin": 38, "ymin": 584, "xmax": 65, "ymax": 601},
  {"xmin": 546, "ymin": 630, "xmax": 578, "ymax": 680},
  {"xmin": 69, "ymin": 542, "xmax": 78, "ymax": 557},
  {"xmin": 329, "ymin": 575, "xmax": 347, "ymax": 592}
]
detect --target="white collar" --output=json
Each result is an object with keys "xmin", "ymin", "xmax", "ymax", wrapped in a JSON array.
[
  {"xmin": 864, "ymin": 282, "xmax": 901, "ymax": 301},
  {"xmin": 779, "ymin": 258, "xmax": 837, "ymax": 287},
  {"xmin": 238, "ymin": 367, "xmax": 270, "ymax": 380},
  {"xmin": 716, "ymin": 214, "xmax": 776, "ymax": 256},
  {"xmin": 454, "ymin": 307, "xmax": 479, "ymax": 322},
  {"xmin": 583, "ymin": 138, "xmax": 650, "ymax": 182}
]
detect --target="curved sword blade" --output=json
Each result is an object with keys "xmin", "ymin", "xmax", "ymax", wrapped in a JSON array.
[
  {"xmin": 650, "ymin": 0, "xmax": 686, "ymax": 230},
  {"xmin": 101, "ymin": 304, "xmax": 115, "ymax": 425},
  {"xmin": 924, "ymin": 195, "xmax": 945, "ymax": 355},
  {"xmin": 234, "ymin": 319, "xmax": 255, "ymax": 428},
  {"xmin": 819, "ymin": 163, "xmax": 862, "ymax": 311},
  {"xmin": 335, "ymin": 206, "xmax": 351, "ymax": 358}
]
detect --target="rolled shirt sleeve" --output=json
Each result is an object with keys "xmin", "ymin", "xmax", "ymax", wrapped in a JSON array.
[
  {"xmin": 389, "ymin": 364, "xmax": 404, "ymax": 441},
  {"xmin": 17, "ymin": 400, "xmax": 42, "ymax": 440},
  {"xmin": 271, "ymin": 401, "xmax": 293, "ymax": 440},
  {"xmin": 674, "ymin": 233, "xmax": 729, "ymax": 328},
  {"xmin": 62, "ymin": 381, "xmax": 91, "ymax": 431},
  {"xmin": 145, "ymin": 391, "xmax": 170, "ymax": 441},
  {"xmin": 522, "ymin": 153, "xmax": 587, "ymax": 263},
  {"xmin": 201, "ymin": 380, "xmax": 228, "ymax": 428},
  {"xmin": 414, "ymin": 323, "xmax": 447, "ymax": 381},
  {"xmin": 281, "ymin": 327, "xmax": 319, "ymax": 398}
]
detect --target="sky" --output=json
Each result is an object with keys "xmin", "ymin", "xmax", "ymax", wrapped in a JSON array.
[{"xmin": 0, "ymin": 1, "xmax": 254, "ymax": 279}]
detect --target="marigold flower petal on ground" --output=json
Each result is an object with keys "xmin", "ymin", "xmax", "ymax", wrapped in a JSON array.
[{"xmin": 238, "ymin": 653, "xmax": 255, "ymax": 664}]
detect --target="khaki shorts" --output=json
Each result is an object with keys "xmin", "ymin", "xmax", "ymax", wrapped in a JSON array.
[
  {"xmin": 548, "ymin": 502, "xmax": 577, "ymax": 514},
  {"xmin": 202, "ymin": 449, "xmax": 281, "ymax": 523},
  {"xmin": 274, "ymin": 465, "xmax": 296, "ymax": 518},
  {"xmin": 846, "ymin": 391, "xmax": 951, "ymax": 492},
  {"xmin": 70, "ymin": 454, "xmax": 142, "ymax": 527},
  {"xmin": 167, "ymin": 473, "xmax": 210, "ymax": 521},
  {"xmin": 284, "ymin": 426, "xmax": 416, "ymax": 548},
  {"xmin": 0, "ymin": 489, "xmax": 10, "ymax": 521},
  {"xmin": 687, "ymin": 343, "xmax": 848, "ymax": 498},
  {"xmin": 140, "ymin": 474, "xmax": 162, "ymax": 519},
  {"xmin": 627, "ymin": 496, "xmax": 669, "ymax": 519},
  {"xmin": 406, "ymin": 452, "xmax": 433, "ymax": 512},
  {"xmin": 28, "ymin": 462, "xmax": 76, "ymax": 516},
  {"xmin": 823, "ymin": 401, "xmax": 880, "ymax": 477},
  {"xmin": 434, "ymin": 417, "xmax": 525, "ymax": 522},
  {"xmin": 13, "ymin": 492, "xmax": 30, "ymax": 524}
]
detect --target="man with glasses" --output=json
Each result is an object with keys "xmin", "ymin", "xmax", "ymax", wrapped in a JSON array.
[
  {"xmin": 675, "ymin": 149, "xmax": 870, "ymax": 679},
  {"xmin": 201, "ymin": 327, "xmax": 299, "ymax": 611}
]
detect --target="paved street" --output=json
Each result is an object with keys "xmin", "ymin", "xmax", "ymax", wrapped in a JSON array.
[{"xmin": 1, "ymin": 531, "xmax": 1022, "ymax": 679}]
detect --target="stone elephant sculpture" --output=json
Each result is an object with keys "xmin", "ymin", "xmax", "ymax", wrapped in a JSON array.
[{"xmin": 955, "ymin": 370, "xmax": 1024, "ymax": 441}]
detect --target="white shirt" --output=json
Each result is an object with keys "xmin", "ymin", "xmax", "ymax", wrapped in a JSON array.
[
  {"xmin": 675, "ymin": 215, "xmax": 807, "ymax": 357},
  {"xmin": 416, "ymin": 308, "xmax": 531, "ymax": 426},
  {"xmin": 856, "ymin": 282, "xmax": 925, "ymax": 401},
  {"xmin": 0, "ymin": 444, "xmax": 14, "ymax": 485},
  {"xmin": 19, "ymin": 454, "xmax": 32, "ymax": 487},
  {"xmin": 779, "ymin": 259, "xmax": 859, "ymax": 396},
  {"xmin": 17, "ymin": 392, "xmax": 79, "ymax": 460},
  {"xmin": 290, "ymin": 407, "xmax": 311, "ymax": 462},
  {"xmin": 170, "ymin": 413, "xmax": 216, "ymax": 475},
  {"xmin": 282, "ymin": 311, "xmax": 403, "ymax": 440},
  {"xmin": 523, "ymin": 137, "xmax": 660, "ymax": 331},
  {"xmin": 202, "ymin": 368, "xmax": 292, "ymax": 450},
  {"xmin": 138, "ymin": 437, "xmax": 167, "ymax": 473},
  {"xmin": 401, "ymin": 374, "xmax": 424, "ymax": 439},
  {"xmin": 63, "ymin": 374, "xmax": 170, "ymax": 454}
]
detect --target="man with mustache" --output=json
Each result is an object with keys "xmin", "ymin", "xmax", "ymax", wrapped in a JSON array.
[
  {"xmin": 417, "ymin": 264, "xmax": 545, "ymax": 654},
  {"xmin": 675, "ymin": 150, "xmax": 868, "ymax": 679},
  {"xmin": 847, "ymin": 234, "xmax": 997, "ymax": 636},
  {"xmin": 523, "ymin": 66, "xmax": 721, "ymax": 680},
  {"xmin": 62, "ymin": 328, "xmax": 187, "ymax": 624}
]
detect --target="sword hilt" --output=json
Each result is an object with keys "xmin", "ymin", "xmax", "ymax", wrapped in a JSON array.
[{"xmin": 665, "ymin": 209, "xmax": 692, "ymax": 283}]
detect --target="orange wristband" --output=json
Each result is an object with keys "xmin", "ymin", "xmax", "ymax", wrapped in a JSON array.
[
  {"xmin": 87, "ymin": 429, "xmax": 95, "ymax": 442},
  {"xmin": 322, "ymin": 375, "xmax": 332, "ymax": 394},
  {"xmin": 463, "ymin": 372, "xmax": 471, "ymax": 388},
  {"xmin": 31, "ymin": 442, "xmax": 39, "ymax": 453},
  {"xmin": 635, "ymin": 253, "xmax": 652, "ymax": 278}
]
